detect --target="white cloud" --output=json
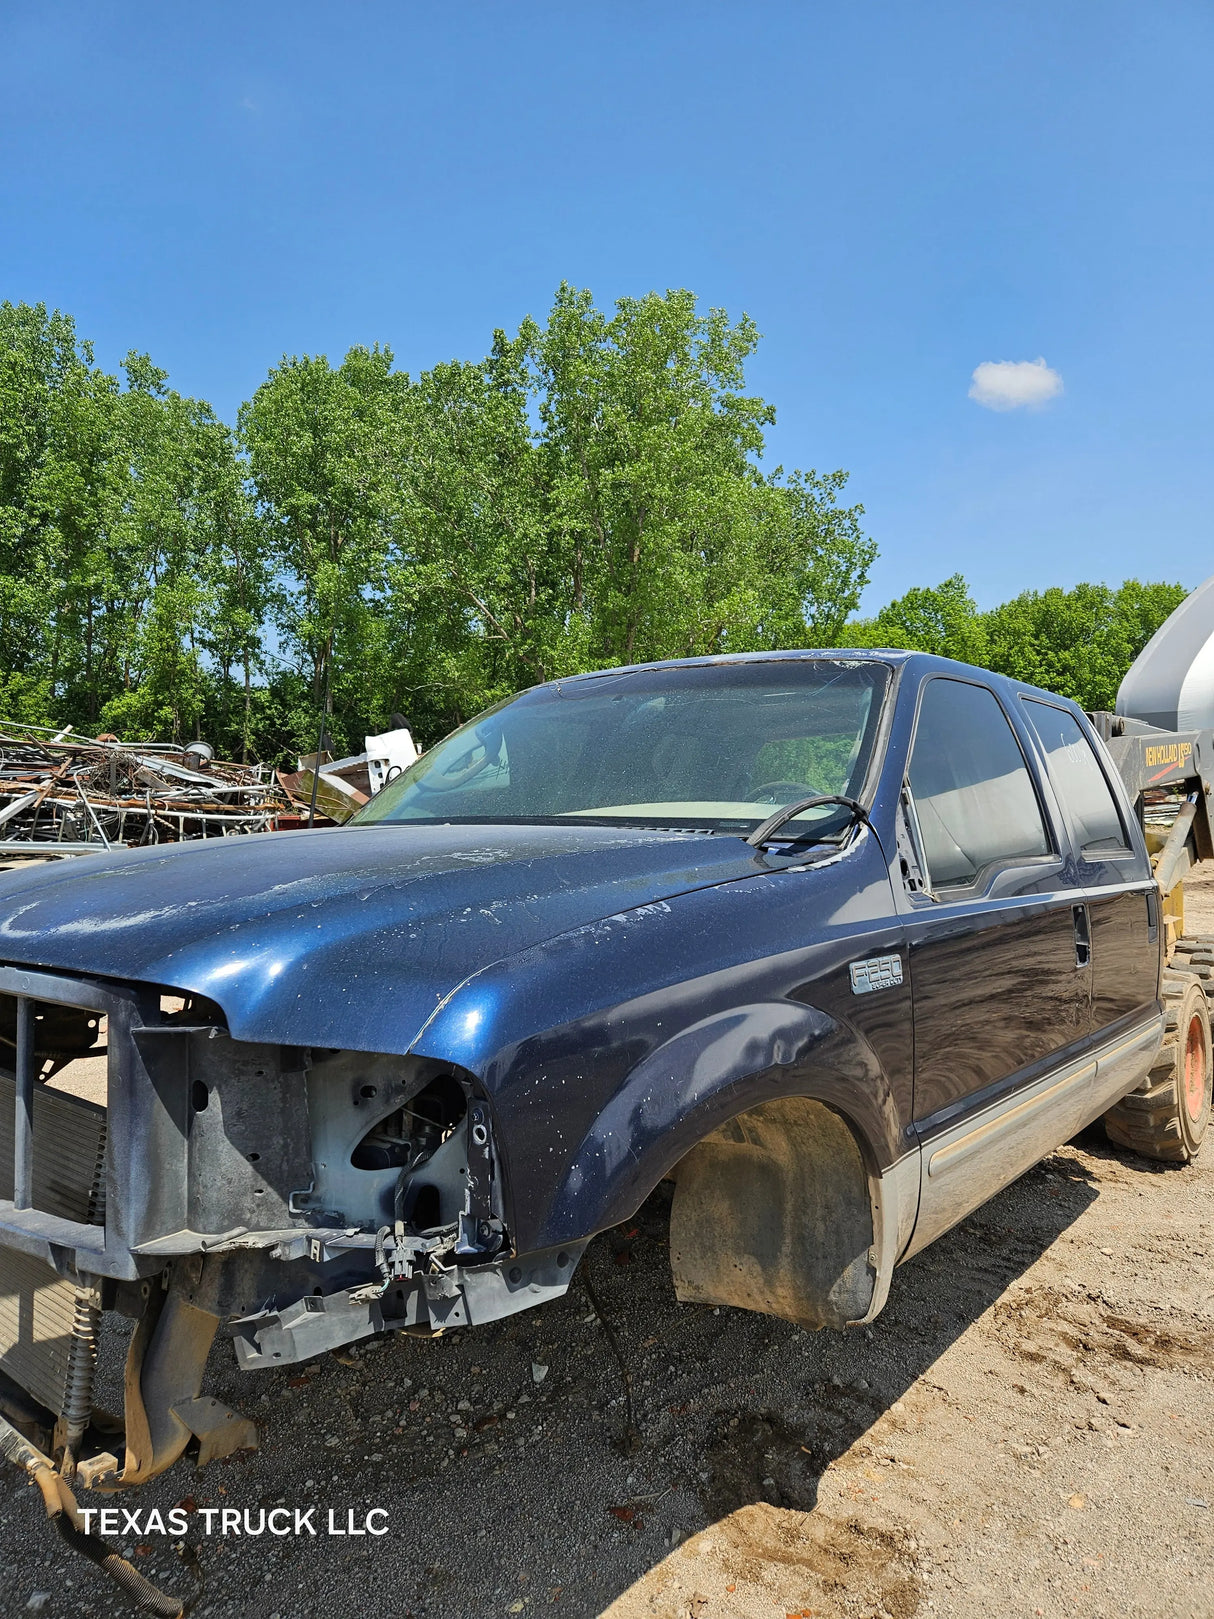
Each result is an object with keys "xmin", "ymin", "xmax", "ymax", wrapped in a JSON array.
[{"xmin": 968, "ymin": 357, "xmax": 1064, "ymax": 412}]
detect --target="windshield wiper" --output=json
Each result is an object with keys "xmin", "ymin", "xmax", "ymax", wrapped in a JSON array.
[{"xmin": 745, "ymin": 794, "xmax": 870, "ymax": 849}]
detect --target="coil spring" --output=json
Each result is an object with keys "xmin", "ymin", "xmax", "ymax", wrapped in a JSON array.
[
  {"xmin": 60, "ymin": 1128, "xmax": 107, "ymax": 1458},
  {"xmin": 60, "ymin": 1291, "xmax": 99, "ymax": 1448}
]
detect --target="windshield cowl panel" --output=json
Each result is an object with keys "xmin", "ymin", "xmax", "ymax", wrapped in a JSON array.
[{"xmin": 354, "ymin": 657, "xmax": 892, "ymax": 839}]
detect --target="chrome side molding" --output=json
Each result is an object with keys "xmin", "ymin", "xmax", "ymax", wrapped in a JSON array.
[{"xmin": 904, "ymin": 1012, "xmax": 1164, "ymax": 1261}]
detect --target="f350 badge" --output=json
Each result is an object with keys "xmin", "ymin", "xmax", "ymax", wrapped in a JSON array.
[{"xmin": 849, "ymin": 953, "xmax": 903, "ymax": 995}]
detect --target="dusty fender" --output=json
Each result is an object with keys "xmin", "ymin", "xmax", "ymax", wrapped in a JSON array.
[{"xmin": 410, "ymin": 830, "xmax": 915, "ymax": 1324}]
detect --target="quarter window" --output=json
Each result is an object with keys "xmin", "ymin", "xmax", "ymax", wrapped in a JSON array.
[
  {"xmin": 908, "ymin": 679, "xmax": 1050, "ymax": 889},
  {"xmin": 1022, "ymin": 700, "xmax": 1129, "ymax": 855}
]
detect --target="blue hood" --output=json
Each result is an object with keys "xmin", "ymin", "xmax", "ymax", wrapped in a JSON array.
[{"xmin": 0, "ymin": 824, "xmax": 760, "ymax": 1051}]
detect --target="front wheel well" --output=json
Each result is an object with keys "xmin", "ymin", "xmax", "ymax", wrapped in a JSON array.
[{"xmin": 667, "ymin": 1095, "xmax": 877, "ymax": 1330}]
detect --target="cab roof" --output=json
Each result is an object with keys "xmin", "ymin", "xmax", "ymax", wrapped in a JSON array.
[{"xmin": 543, "ymin": 647, "xmax": 1084, "ymax": 715}]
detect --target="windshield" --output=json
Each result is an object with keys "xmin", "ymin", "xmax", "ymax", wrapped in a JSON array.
[{"xmin": 353, "ymin": 658, "xmax": 890, "ymax": 840}]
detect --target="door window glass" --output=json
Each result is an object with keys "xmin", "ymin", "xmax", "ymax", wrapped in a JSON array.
[
  {"xmin": 1022, "ymin": 700, "xmax": 1129, "ymax": 854},
  {"xmin": 908, "ymin": 680, "xmax": 1050, "ymax": 888}
]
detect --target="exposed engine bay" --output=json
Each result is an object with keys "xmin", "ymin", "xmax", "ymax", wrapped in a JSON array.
[{"xmin": 0, "ymin": 967, "xmax": 583, "ymax": 1517}]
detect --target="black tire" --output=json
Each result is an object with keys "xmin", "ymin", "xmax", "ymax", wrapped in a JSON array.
[{"xmin": 1105, "ymin": 974, "xmax": 1212, "ymax": 1163}]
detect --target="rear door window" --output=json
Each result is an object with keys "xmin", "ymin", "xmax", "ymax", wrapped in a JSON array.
[
  {"xmin": 907, "ymin": 679, "xmax": 1051, "ymax": 890},
  {"xmin": 1022, "ymin": 700, "xmax": 1130, "ymax": 855}
]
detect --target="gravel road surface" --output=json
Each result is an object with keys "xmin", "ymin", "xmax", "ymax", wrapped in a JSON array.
[{"xmin": 1, "ymin": 885, "xmax": 1211, "ymax": 1619}]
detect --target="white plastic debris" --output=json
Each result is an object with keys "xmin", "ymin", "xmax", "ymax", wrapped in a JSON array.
[{"xmin": 364, "ymin": 726, "xmax": 419, "ymax": 793}]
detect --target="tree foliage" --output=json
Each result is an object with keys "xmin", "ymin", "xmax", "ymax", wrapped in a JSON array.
[
  {"xmin": 983, "ymin": 580, "xmax": 1188, "ymax": 710},
  {"xmin": 0, "ymin": 291, "xmax": 1189, "ymax": 760},
  {"xmin": 848, "ymin": 575, "xmax": 1187, "ymax": 712},
  {"xmin": 0, "ymin": 302, "xmax": 265, "ymax": 745},
  {"xmin": 850, "ymin": 573, "xmax": 989, "ymax": 664}
]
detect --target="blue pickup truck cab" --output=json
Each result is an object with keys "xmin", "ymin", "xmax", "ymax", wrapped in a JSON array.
[{"xmin": 0, "ymin": 649, "xmax": 1204, "ymax": 1497}]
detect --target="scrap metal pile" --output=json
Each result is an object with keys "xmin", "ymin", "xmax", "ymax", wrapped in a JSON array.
[
  {"xmin": 0, "ymin": 722, "xmax": 296, "ymax": 857},
  {"xmin": 0, "ymin": 719, "xmax": 421, "ymax": 859}
]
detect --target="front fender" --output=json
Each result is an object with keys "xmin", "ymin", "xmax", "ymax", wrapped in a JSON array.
[
  {"xmin": 412, "ymin": 837, "xmax": 910, "ymax": 1255},
  {"xmin": 540, "ymin": 1001, "xmax": 833, "ymax": 1243},
  {"xmin": 538, "ymin": 997, "xmax": 899, "ymax": 1247}
]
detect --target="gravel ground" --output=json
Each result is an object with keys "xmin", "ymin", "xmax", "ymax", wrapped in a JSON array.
[{"xmin": 2, "ymin": 889, "xmax": 1212, "ymax": 1618}]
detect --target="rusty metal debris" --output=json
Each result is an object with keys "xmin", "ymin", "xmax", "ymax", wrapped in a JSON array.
[
  {"xmin": 276, "ymin": 760, "xmax": 367, "ymax": 826},
  {"xmin": 277, "ymin": 723, "xmax": 419, "ymax": 828},
  {"xmin": 0, "ymin": 722, "xmax": 290, "ymax": 855},
  {"xmin": 0, "ymin": 720, "xmax": 419, "ymax": 857}
]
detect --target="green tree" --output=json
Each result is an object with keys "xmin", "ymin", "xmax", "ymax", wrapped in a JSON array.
[
  {"xmin": 754, "ymin": 468, "xmax": 876, "ymax": 648},
  {"xmin": 983, "ymin": 579, "xmax": 1187, "ymax": 709},
  {"xmin": 376, "ymin": 285, "xmax": 876, "ymax": 738},
  {"xmin": 527, "ymin": 284, "xmax": 775, "ymax": 666},
  {"xmin": 0, "ymin": 301, "xmax": 120, "ymax": 722},
  {"xmin": 850, "ymin": 573, "xmax": 988, "ymax": 663},
  {"xmin": 0, "ymin": 302, "xmax": 262, "ymax": 746},
  {"xmin": 1, "ymin": 295, "xmax": 1195, "ymax": 764},
  {"xmin": 240, "ymin": 345, "xmax": 406, "ymax": 755},
  {"xmin": 383, "ymin": 338, "xmax": 553, "ymax": 733}
]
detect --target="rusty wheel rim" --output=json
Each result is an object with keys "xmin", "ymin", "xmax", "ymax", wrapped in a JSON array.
[{"xmin": 1182, "ymin": 1013, "xmax": 1207, "ymax": 1123}]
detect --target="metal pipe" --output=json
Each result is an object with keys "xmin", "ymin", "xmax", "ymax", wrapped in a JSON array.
[
  {"xmin": 1154, "ymin": 798, "xmax": 1198, "ymax": 897},
  {"xmin": 0, "ymin": 841, "xmax": 135, "ymax": 857},
  {"xmin": 27, "ymin": 799, "xmax": 275, "ymax": 820},
  {"xmin": 13, "ymin": 995, "xmax": 33, "ymax": 1209},
  {"xmin": 0, "ymin": 1407, "xmax": 62, "ymax": 1515},
  {"xmin": 308, "ymin": 627, "xmax": 336, "ymax": 830},
  {"xmin": 0, "ymin": 1409, "xmax": 191, "ymax": 1617},
  {"xmin": 74, "ymin": 778, "xmax": 112, "ymax": 850},
  {"xmin": 0, "ymin": 790, "xmax": 39, "ymax": 827}
]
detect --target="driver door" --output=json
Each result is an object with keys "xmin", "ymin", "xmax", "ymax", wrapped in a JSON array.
[{"xmin": 898, "ymin": 676, "xmax": 1092, "ymax": 1256}]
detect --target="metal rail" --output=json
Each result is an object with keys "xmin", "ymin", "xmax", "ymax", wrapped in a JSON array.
[{"xmin": 13, "ymin": 997, "xmax": 32, "ymax": 1209}]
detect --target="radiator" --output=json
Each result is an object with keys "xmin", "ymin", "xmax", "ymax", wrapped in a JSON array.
[{"xmin": 0, "ymin": 1074, "xmax": 106, "ymax": 1416}]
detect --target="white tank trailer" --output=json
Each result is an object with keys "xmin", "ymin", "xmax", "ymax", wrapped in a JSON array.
[
  {"xmin": 1089, "ymin": 573, "xmax": 1214, "ymax": 954},
  {"xmin": 1117, "ymin": 574, "xmax": 1214, "ymax": 732}
]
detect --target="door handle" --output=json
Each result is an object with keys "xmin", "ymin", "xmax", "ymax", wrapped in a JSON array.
[{"xmin": 1073, "ymin": 904, "xmax": 1091, "ymax": 969}]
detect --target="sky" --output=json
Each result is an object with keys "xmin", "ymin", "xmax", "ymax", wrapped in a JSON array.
[{"xmin": 2, "ymin": 2, "xmax": 1211, "ymax": 611}]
